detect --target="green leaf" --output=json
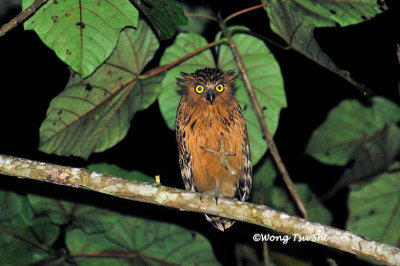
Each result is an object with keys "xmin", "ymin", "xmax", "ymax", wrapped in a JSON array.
[
  {"xmin": 106, "ymin": 215, "xmax": 220, "ymax": 265},
  {"xmin": 132, "ymin": 0, "xmax": 188, "ymax": 40},
  {"xmin": 218, "ymin": 27, "xmax": 286, "ymax": 165},
  {"xmin": 67, "ymin": 230, "xmax": 131, "ymax": 266},
  {"xmin": 306, "ymin": 97, "xmax": 400, "ymax": 165},
  {"xmin": 272, "ymin": 184, "xmax": 332, "ymax": 225},
  {"xmin": 67, "ymin": 215, "xmax": 219, "ymax": 265},
  {"xmin": 0, "ymin": 216, "xmax": 59, "ymax": 265},
  {"xmin": 263, "ymin": 0, "xmax": 388, "ymax": 91},
  {"xmin": 22, "ymin": 0, "xmax": 139, "ymax": 78},
  {"xmin": 326, "ymin": 125, "xmax": 400, "ymax": 196},
  {"xmin": 347, "ymin": 171, "xmax": 400, "ymax": 245},
  {"xmin": 158, "ymin": 32, "xmax": 215, "ymax": 129},
  {"xmin": 39, "ymin": 21, "xmax": 160, "ymax": 159},
  {"xmin": 0, "ymin": 189, "xmax": 35, "ymax": 224},
  {"xmin": 27, "ymin": 194, "xmax": 117, "ymax": 234},
  {"xmin": 88, "ymin": 163, "xmax": 155, "ymax": 183},
  {"xmin": 0, "ymin": 190, "xmax": 25, "ymax": 223}
]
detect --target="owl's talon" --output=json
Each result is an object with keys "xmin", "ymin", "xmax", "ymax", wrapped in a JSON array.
[
  {"xmin": 200, "ymin": 181, "xmax": 221, "ymax": 205},
  {"xmin": 199, "ymin": 134, "xmax": 237, "ymax": 176}
]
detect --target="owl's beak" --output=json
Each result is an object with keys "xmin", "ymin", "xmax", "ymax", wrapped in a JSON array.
[{"xmin": 206, "ymin": 90, "xmax": 216, "ymax": 104}]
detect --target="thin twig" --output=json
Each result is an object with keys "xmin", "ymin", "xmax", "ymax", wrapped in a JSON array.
[
  {"xmin": 0, "ymin": 0, "xmax": 48, "ymax": 38},
  {"xmin": 0, "ymin": 154, "xmax": 399, "ymax": 265},
  {"xmin": 184, "ymin": 12, "xmax": 218, "ymax": 22},
  {"xmin": 220, "ymin": 23, "xmax": 310, "ymax": 220},
  {"xmin": 231, "ymin": 29, "xmax": 290, "ymax": 50},
  {"xmin": 138, "ymin": 38, "xmax": 228, "ymax": 80},
  {"xmin": 263, "ymin": 242, "xmax": 269, "ymax": 266},
  {"xmin": 223, "ymin": 3, "xmax": 269, "ymax": 23}
]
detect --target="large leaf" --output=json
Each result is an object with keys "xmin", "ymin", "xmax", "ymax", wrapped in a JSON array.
[
  {"xmin": 0, "ymin": 189, "xmax": 35, "ymax": 224},
  {"xmin": 0, "ymin": 216, "xmax": 59, "ymax": 265},
  {"xmin": 0, "ymin": 190, "xmax": 27, "ymax": 223},
  {"xmin": 347, "ymin": 171, "xmax": 400, "ymax": 245},
  {"xmin": 27, "ymin": 194, "xmax": 117, "ymax": 234},
  {"xmin": 326, "ymin": 125, "xmax": 400, "ymax": 196},
  {"xmin": 263, "ymin": 0, "xmax": 388, "ymax": 90},
  {"xmin": 66, "ymin": 230, "xmax": 131, "ymax": 266},
  {"xmin": 67, "ymin": 215, "xmax": 219, "ymax": 265},
  {"xmin": 217, "ymin": 27, "xmax": 286, "ymax": 165},
  {"xmin": 0, "ymin": 190, "xmax": 58, "ymax": 264},
  {"xmin": 106, "ymin": 215, "xmax": 219, "ymax": 265},
  {"xmin": 158, "ymin": 32, "xmax": 215, "ymax": 129},
  {"xmin": 22, "ymin": 0, "xmax": 138, "ymax": 78},
  {"xmin": 88, "ymin": 163, "xmax": 155, "ymax": 183},
  {"xmin": 306, "ymin": 97, "xmax": 400, "ymax": 165},
  {"xmin": 39, "ymin": 21, "xmax": 160, "ymax": 159},
  {"xmin": 132, "ymin": 0, "xmax": 188, "ymax": 40}
]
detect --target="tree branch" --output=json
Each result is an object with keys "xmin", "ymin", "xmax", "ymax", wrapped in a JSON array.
[
  {"xmin": 0, "ymin": 0, "xmax": 48, "ymax": 38},
  {"xmin": 220, "ymin": 24, "xmax": 310, "ymax": 220},
  {"xmin": 0, "ymin": 154, "xmax": 399, "ymax": 265}
]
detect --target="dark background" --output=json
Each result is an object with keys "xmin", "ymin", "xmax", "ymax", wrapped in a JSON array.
[{"xmin": 0, "ymin": 0, "xmax": 399, "ymax": 265}]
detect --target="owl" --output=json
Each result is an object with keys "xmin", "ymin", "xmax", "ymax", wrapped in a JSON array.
[{"xmin": 175, "ymin": 68, "xmax": 252, "ymax": 231}]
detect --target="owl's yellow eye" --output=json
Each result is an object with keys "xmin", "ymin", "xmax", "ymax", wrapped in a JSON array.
[
  {"xmin": 195, "ymin": 85, "xmax": 204, "ymax": 94},
  {"xmin": 215, "ymin": 84, "xmax": 224, "ymax": 92}
]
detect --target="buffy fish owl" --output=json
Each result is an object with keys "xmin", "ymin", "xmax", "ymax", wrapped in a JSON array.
[{"xmin": 175, "ymin": 68, "xmax": 252, "ymax": 231}]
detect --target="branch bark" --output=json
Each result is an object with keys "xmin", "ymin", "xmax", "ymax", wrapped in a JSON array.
[
  {"xmin": 0, "ymin": 154, "xmax": 399, "ymax": 265},
  {"xmin": 220, "ymin": 24, "xmax": 310, "ymax": 220},
  {"xmin": 0, "ymin": 0, "xmax": 48, "ymax": 38}
]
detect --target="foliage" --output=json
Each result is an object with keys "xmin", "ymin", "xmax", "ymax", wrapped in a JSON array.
[
  {"xmin": 347, "ymin": 169, "xmax": 400, "ymax": 246},
  {"xmin": 1, "ymin": 0, "xmax": 398, "ymax": 265},
  {"xmin": 263, "ymin": 0, "xmax": 388, "ymax": 92},
  {"xmin": 22, "ymin": 0, "xmax": 139, "ymax": 78},
  {"xmin": 251, "ymin": 158, "xmax": 332, "ymax": 225},
  {"xmin": 39, "ymin": 21, "xmax": 162, "ymax": 158},
  {"xmin": 0, "ymin": 164, "xmax": 218, "ymax": 265}
]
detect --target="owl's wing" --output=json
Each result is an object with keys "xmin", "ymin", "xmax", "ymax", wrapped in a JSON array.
[
  {"xmin": 178, "ymin": 147, "xmax": 195, "ymax": 192},
  {"xmin": 176, "ymin": 105, "xmax": 196, "ymax": 193},
  {"xmin": 237, "ymin": 137, "xmax": 252, "ymax": 202}
]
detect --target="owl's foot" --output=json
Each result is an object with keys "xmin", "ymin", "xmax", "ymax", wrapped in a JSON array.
[
  {"xmin": 200, "ymin": 181, "xmax": 221, "ymax": 205},
  {"xmin": 200, "ymin": 133, "xmax": 237, "ymax": 176}
]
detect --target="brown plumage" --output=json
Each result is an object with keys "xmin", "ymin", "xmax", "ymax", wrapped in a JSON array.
[{"xmin": 175, "ymin": 68, "xmax": 252, "ymax": 231}]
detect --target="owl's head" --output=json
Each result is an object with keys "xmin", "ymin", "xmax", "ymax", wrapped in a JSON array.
[{"xmin": 177, "ymin": 68, "xmax": 237, "ymax": 105}]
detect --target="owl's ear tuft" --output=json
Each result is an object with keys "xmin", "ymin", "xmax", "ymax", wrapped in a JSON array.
[
  {"xmin": 177, "ymin": 72, "xmax": 191, "ymax": 94},
  {"xmin": 225, "ymin": 70, "xmax": 238, "ymax": 82},
  {"xmin": 180, "ymin": 71, "xmax": 189, "ymax": 77}
]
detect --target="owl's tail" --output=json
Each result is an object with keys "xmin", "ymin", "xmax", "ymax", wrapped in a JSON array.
[{"xmin": 204, "ymin": 214, "xmax": 235, "ymax": 231}]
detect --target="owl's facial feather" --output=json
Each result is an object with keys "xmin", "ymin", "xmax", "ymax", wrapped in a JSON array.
[{"xmin": 177, "ymin": 68, "xmax": 237, "ymax": 106}]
